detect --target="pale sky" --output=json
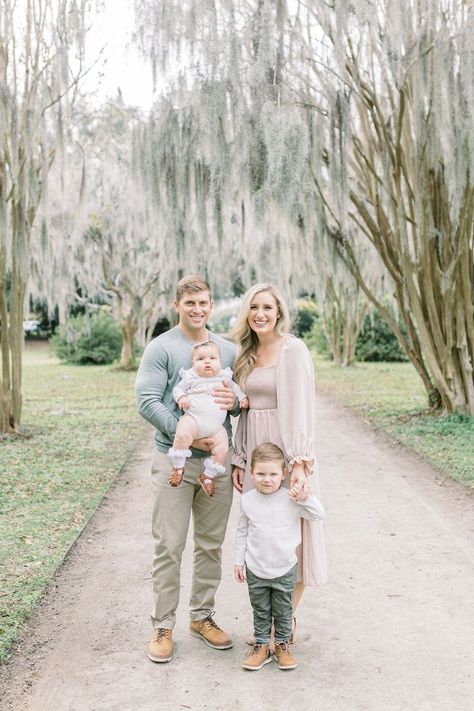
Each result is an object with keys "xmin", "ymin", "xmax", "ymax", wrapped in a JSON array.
[{"xmin": 84, "ymin": 0, "xmax": 155, "ymax": 110}]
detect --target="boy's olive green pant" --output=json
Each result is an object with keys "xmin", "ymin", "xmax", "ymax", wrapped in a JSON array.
[
  {"xmin": 150, "ymin": 448, "xmax": 233, "ymax": 629},
  {"xmin": 246, "ymin": 564, "xmax": 297, "ymax": 643}
]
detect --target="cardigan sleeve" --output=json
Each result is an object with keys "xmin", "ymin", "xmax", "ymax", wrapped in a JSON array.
[
  {"xmin": 231, "ymin": 407, "xmax": 248, "ymax": 469},
  {"xmin": 276, "ymin": 336, "xmax": 316, "ymax": 474}
]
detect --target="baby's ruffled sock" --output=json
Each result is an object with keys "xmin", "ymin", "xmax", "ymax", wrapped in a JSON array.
[
  {"xmin": 203, "ymin": 458, "xmax": 226, "ymax": 479},
  {"xmin": 167, "ymin": 448, "xmax": 192, "ymax": 469}
]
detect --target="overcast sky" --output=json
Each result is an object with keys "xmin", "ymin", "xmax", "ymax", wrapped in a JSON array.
[{"xmin": 83, "ymin": 0, "xmax": 155, "ymax": 110}]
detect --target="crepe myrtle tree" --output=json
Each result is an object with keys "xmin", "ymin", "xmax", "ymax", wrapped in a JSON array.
[
  {"xmin": 0, "ymin": 0, "xmax": 92, "ymax": 433},
  {"xmin": 298, "ymin": 0, "xmax": 474, "ymax": 413}
]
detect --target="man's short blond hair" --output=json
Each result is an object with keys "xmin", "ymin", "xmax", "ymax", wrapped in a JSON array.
[
  {"xmin": 175, "ymin": 275, "xmax": 212, "ymax": 302},
  {"xmin": 250, "ymin": 442, "xmax": 286, "ymax": 470}
]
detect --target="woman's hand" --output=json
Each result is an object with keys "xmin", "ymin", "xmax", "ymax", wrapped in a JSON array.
[
  {"xmin": 232, "ymin": 466, "xmax": 245, "ymax": 493},
  {"xmin": 213, "ymin": 380, "xmax": 237, "ymax": 411},
  {"xmin": 289, "ymin": 463, "xmax": 309, "ymax": 500}
]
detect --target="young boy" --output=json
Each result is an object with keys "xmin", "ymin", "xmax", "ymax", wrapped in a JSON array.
[
  {"xmin": 168, "ymin": 341, "xmax": 248, "ymax": 496},
  {"xmin": 234, "ymin": 442, "xmax": 325, "ymax": 671}
]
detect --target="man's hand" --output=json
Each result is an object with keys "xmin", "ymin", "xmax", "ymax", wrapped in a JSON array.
[
  {"xmin": 234, "ymin": 565, "xmax": 246, "ymax": 583},
  {"xmin": 213, "ymin": 380, "xmax": 237, "ymax": 411},
  {"xmin": 191, "ymin": 436, "xmax": 215, "ymax": 452},
  {"xmin": 178, "ymin": 395, "xmax": 191, "ymax": 410},
  {"xmin": 232, "ymin": 466, "xmax": 245, "ymax": 493}
]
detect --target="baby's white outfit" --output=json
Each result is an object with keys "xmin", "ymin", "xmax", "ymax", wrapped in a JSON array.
[{"xmin": 173, "ymin": 367, "xmax": 246, "ymax": 438}]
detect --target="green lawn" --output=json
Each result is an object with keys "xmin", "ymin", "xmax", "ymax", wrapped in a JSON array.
[
  {"xmin": 0, "ymin": 343, "xmax": 144, "ymax": 660},
  {"xmin": 312, "ymin": 356, "xmax": 474, "ymax": 486}
]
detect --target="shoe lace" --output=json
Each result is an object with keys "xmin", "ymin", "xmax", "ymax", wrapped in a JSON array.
[
  {"xmin": 202, "ymin": 612, "xmax": 221, "ymax": 630},
  {"xmin": 156, "ymin": 628, "xmax": 169, "ymax": 640},
  {"xmin": 275, "ymin": 641, "xmax": 290, "ymax": 653},
  {"xmin": 247, "ymin": 643, "xmax": 264, "ymax": 657}
]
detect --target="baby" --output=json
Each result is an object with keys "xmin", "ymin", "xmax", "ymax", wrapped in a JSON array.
[{"xmin": 168, "ymin": 341, "xmax": 248, "ymax": 496}]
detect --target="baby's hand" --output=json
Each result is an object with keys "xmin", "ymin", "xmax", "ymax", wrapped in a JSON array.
[
  {"xmin": 240, "ymin": 397, "xmax": 249, "ymax": 409},
  {"xmin": 234, "ymin": 565, "xmax": 246, "ymax": 583},
  {"xmin": 178, "ymin": 396, "xmax": 191, "ymax": 410}
]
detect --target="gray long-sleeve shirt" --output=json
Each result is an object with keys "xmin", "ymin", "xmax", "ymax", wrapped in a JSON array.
[
  {"xmin": 135, "ymin": 326, "xmax": 238, "ymax": 455},
  {"xmin": 234, "ymin": 488, "xmax": 325, "ymax": 579}
]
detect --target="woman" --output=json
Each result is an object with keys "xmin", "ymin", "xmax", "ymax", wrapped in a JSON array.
[{"xmin": 231, "ymin": 283, "xmax": 327, "ymax": 640}]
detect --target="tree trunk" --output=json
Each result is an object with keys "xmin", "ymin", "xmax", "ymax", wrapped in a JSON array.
[{"xmin": 118, "ymin": 317, "xmax": 138, "ymax": 370}]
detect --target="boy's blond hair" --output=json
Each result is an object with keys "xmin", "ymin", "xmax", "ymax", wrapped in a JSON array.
[
  {"xmin": 175, "ymin": 275, "xmax": 212, "ymax": 302},
  {"xmin": 250, "ymin": 442, "xmax": 286, "ymax": 470},
  {"xmin": 191, "ymin": 341, "xmax": 221, "ymax": 361}
]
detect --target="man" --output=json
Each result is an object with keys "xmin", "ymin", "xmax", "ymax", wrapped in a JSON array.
[{"xmin": 135, "ymin": 275, "xmax": 239, "ymax": 663}]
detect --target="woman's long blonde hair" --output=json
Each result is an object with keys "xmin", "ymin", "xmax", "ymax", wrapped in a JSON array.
[{"xmin": 230, "ymin": 283, "xmax": 291, "ymax": 387}]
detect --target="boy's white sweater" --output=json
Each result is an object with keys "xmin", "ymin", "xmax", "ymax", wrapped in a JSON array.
[{"xmin": 234, "ymin": 488, "xmax": 325, "ymax": 579}]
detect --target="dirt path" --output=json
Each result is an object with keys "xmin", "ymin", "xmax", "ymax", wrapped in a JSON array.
[{"xmin": 1, "ymin": 391, "xmax": 473, "ymax": 711}]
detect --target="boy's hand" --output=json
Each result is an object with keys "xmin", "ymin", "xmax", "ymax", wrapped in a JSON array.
[
  {"xmin": 290, "ymin": 464, "xmax": 309, "ymax": 500},
  {"xmin": 178, "ymin": 395, "xmax": 191, "ymax": 410},
  {"xmin": 213, "ymin": 380, "xmax": 237, "ymax": 410},
  {"xmin": 289, "ymin": 483, "xmax": 300, "ymax": 501},
  {"xmin": 239, "ymin": 396, "xmax": 249, "ymax": 409},
  {"xmin": 234, "ymin": 565, "xmax": 246, "ymax": 583}
]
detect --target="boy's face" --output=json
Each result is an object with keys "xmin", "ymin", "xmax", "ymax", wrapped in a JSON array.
[
  {"xmin": 174, "ymin": 290, "xmax": 213, "ymax": 334},
  {"xmin": 192, "ymin": 345, "xmax": 221, "ymax": 378},
  {"xmin": 251, "ymin": 459, "xmax": 286, "ymax": 495}
]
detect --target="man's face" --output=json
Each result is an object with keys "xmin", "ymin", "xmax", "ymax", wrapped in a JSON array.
[{"xmin": 174, "ymin": 290, "xmax": 213, "ymax": 333}]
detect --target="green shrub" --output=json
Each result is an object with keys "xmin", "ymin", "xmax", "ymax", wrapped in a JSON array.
[
  {"xmin": 356, "ymin": 310, "xmax": 408, "ymax": 362},
  {"xmin": 50, "ymin": 311, "xmax": 122, "ymax": 365},
  {"xmin": 303, "ymin": 316, "xmax": 330, "ymax": 358},
  {"xmin": 293, "ymin": 299, "xmax": 318, "ymax": 337}
]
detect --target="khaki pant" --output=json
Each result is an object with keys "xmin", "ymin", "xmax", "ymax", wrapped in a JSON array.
[{"xmin": 150, "ymin": 449, "xmax": 233, "ymax": 629}]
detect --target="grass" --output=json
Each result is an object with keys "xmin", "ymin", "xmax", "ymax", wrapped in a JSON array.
[
  {"xmin": 0, "ymin": 342, "xmax": 144, "ymax": 661},
  {"xmin": 312, "ymin": 356, "xmax": 474, "ymax": 486}
]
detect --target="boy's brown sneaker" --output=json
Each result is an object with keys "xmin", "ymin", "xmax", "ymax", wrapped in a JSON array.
[
  {"xmin": 148, "ymin": 628, "xmax": 173, "ymax": 663},
  {"xmin": 241, "ymin": 643, "xmax": 272, "ymax": 671},
  {"xmin": 190, "ymin": 614, "xmax": 233, "ymax": 649},
  {"xmin": 169, "ymin": 468, "xmax": 184, "ymax": 487},
  {"xmin": 198, "ymin": 473, "xmax": 215, "ymax": 497},
  {"xmin": 274, "ymin": 641, "xmax": 297, "ymax": 670}
]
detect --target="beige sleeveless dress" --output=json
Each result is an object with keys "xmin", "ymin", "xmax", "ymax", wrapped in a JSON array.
[{"xmin": 242, "ymin": 365, "xmax": 286, "ymax": 491}]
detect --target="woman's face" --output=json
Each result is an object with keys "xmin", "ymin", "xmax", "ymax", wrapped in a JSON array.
[{"xmin": 247, "ymin": 291, "xmax": 280, "ymax": 336}]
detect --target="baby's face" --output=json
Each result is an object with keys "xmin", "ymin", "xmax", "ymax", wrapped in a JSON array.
[{"xmin": 192, "ymin": 345, "xmax": 221, "ymax": 378}]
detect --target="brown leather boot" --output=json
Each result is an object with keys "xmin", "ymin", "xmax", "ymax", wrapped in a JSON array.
[
  {"xmin": 148, "ymin": 628, "xmax": 173, "ymax": 662},
  {"xmin": 274, "ymin": 641, "xmax": 297, "ymax": 669},
  {"xmin": 190, "ymin": 614, "xmax": 232, "ymax": 649},
  {"xmin": 241, "ymin": 643, "xmax": 272, "ymax": 671},
  {"xmin": 169, "ymin": 468, "xmax": 184, "ymax": 487}
]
